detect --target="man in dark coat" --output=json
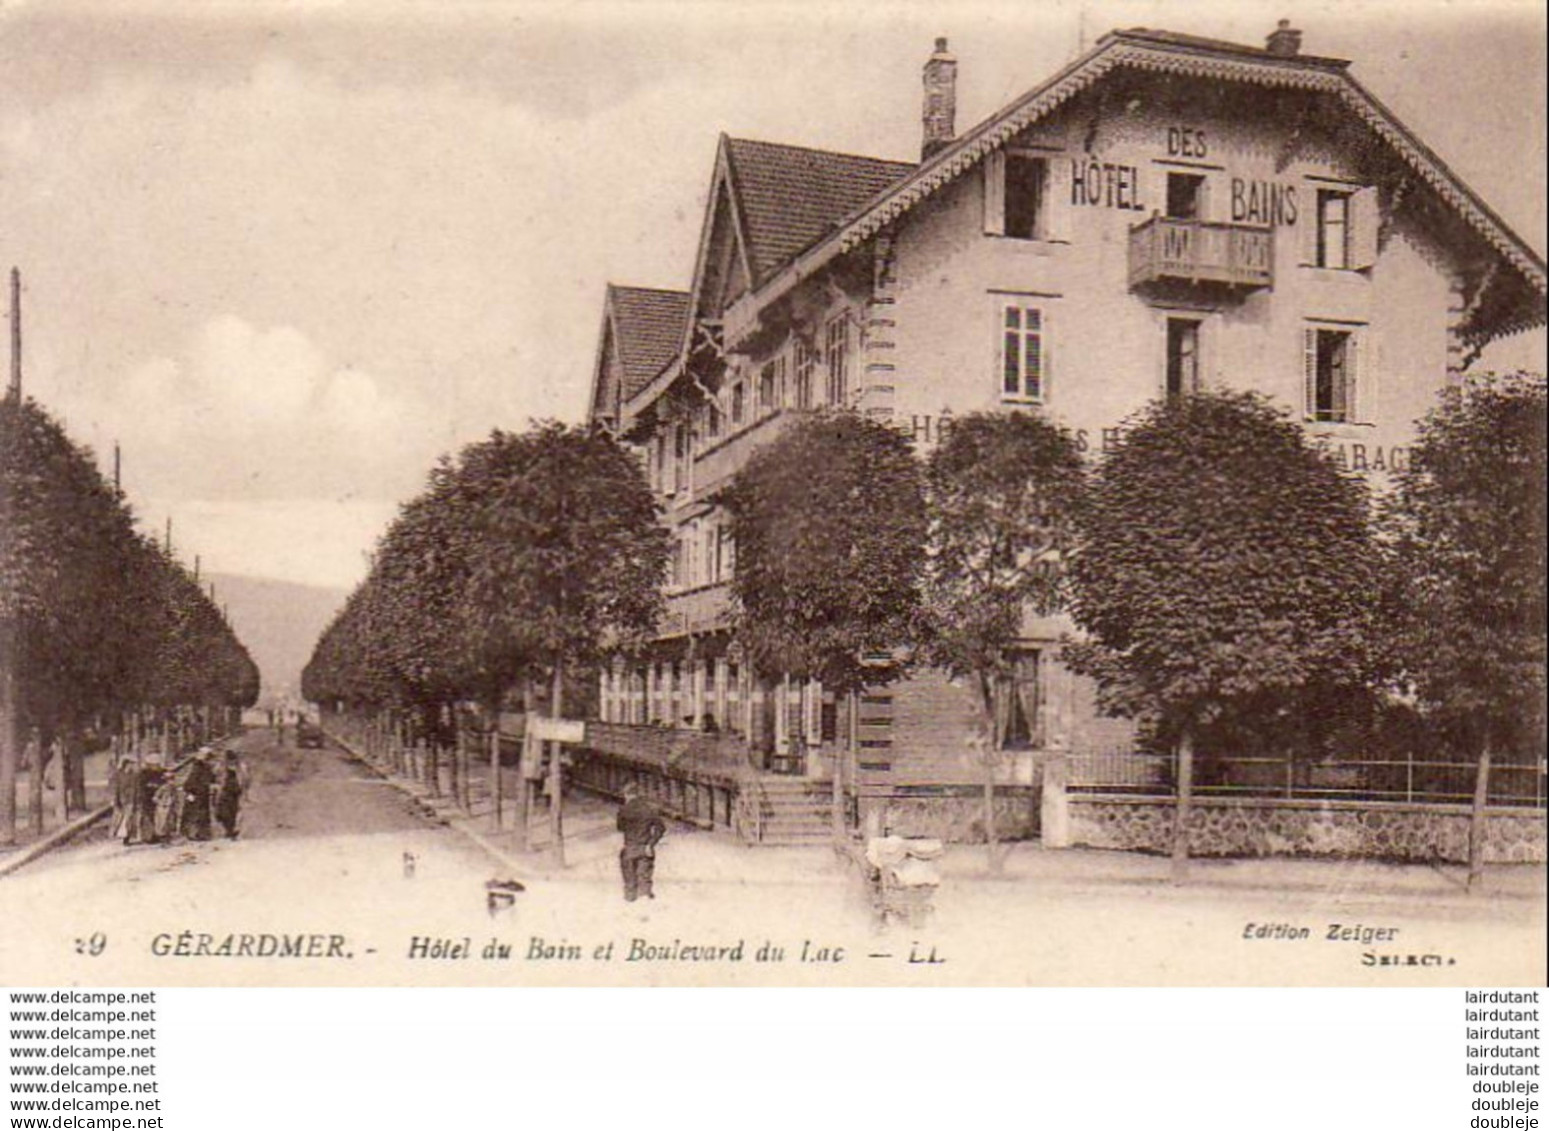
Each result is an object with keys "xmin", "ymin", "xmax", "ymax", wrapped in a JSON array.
[
  {"xmin": 213, "ymin": 749, "xmax": 248, "ymax": 839},
  {"xmin": 181, "ymin": 748, "xmax": 215, "ymax": 841},
  {"xmin": 617, "ymin": 782, "xmax": 666, "ymax": 901}
]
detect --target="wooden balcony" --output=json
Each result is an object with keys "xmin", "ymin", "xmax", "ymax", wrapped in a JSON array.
[
  {"xmin": 660, "ymin": 580, "xmax": 733, "ymax": 638},
  {"xmin": 1128, "ymin": 216, "xmax": 1274, "ymax": 293}
]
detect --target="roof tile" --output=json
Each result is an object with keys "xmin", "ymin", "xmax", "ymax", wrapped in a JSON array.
[
  {"xmin": 724, "ymin": 138, "xmax": 914, "ymax": 284},
  {"xmin": 609, "ymin": 285, "xmax": 690, "ymax": 397}
]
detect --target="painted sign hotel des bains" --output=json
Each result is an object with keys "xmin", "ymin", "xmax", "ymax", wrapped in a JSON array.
[{"xmin": 583, "ymin": 22, "xmax": 1546, "ymax": 819}]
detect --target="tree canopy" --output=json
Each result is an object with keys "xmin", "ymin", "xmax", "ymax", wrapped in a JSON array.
[
  {"xmin": 2, "ymin": 393, "xmax": 257, "ymax": 840},
  {"xmin": 923, "ymin": 409, "xmax": 1085, "ymax": 702},
  {"xmin": 1383, "ymin": 371, "xmax": 1546, "ymax": 755},
  {"xmin": 303, "ymin": 421, "xmax": 668, "ymax": 716},
  {"xmin": 1065, "ymin": 389, "xmax": 1382, "ymax": 734},
  {"xmin": 722, "ymin": 409, "xmax": 927, "ymax": 696}
]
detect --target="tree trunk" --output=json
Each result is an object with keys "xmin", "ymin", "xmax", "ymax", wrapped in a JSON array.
[
  {"xmin": 832, "ymin": 688, "xmax": 851, "ymax": 850},
  {"xmin": 487, "ymin": 706, "xmax": 502, "ymax": 833},
  {"xmin": 518, "ymin": 680, "xmax": 534, "ymax": 851},
  {"xmin": 0, "ymin": 623, "xmax": 16, "ymax": 845},
  {"xmin": 27, "ymin": 731, "xmax": 46, "ymax": 838},
  {"xmin": 549, "ymin": 659, "xmax": 566, "ymax": 867},
  {"xmin": 1171, "ymin": 722, "xmax": 1195, "ymax": 884},
  {"xmin": 980, "ymin": 675, "xmax": 1001, "ymax": 874},
  {"xmin": 445, "ymin": 706, "xmax": 460, "ymax": 808},
  {"xmin": 984, "ymin": 762, "xmax": 1000, "ymax": 874},
  {"xmin": 0, "ymin": 658, "xmax": 16, "ymax": 847},
  {"xmin": 65, "ymin": 729, "xmax": 86, "ymax": 813},
  {"xmin": 1467, "ymin": 741, "xmax": 1493, "ymax": 892}
]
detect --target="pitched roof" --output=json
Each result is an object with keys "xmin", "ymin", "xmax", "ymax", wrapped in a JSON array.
[
  {"xmin": 1113, "ymin": 26, "xmax": 1351, "ymax": 70},
  {"xmin": 722, "ymin": 138, "xmax": 915, "ymax": 285},
  {"xmin": 607, "ymin": 285, "xmax": 691, "ymax": 398},
  {"xmin": 739, "ymin": 27, "xmax": 1544, "ymax": 345}
]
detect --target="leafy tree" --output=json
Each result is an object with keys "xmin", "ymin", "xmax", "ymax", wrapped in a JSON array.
[
  {"xmin": 1, "ymin": 393, "xmax": 258, "ymax": 841},
  {"xmin": 1383, "ymin": 372, "xmax": 1546, "ymax": 888},
  {"xmin": 1065, "ymin": 390, "xmax": 1381, "ymax": 878},
  {"xmin": 723, "ymin": 409, "xmax": 927, "ymax": 841},
  {"xmin": 462, "ymin": 422, "xmax": 668, "ymax": 861},
  {"xmin": 461, "ymin": 422, "xmax": 668, "ymax": 690},
  {"xmin": 923, "ymin": 410, "xmax": 1084, "ymax": 869}
]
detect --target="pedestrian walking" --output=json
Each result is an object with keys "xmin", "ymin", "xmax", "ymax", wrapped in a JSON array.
[
  {"xmin": 616, "ymin": 781, "xmax": 666, "ymax": 902},
  {"xmin": 111, "ymin": 753, "xmax": 139, "ymax": 843},
  {"xmin": 180, "ymin": 747, "xmax": 215, "ymax": 841},
  {"xmin": 213, "ymin": 748, "xmax": 249, "ymax": 839}
]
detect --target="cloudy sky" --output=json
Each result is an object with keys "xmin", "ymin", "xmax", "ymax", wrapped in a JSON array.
[{"xmin": 3, "ymin": 0, "xmax": 1544, "ymax": 590}]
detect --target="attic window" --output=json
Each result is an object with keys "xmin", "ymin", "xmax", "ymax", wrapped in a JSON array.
[
  {"xmin": 1316, "ymin": 190, "xmax": 1350, "ymax": 269},
  {"xmin": 985, "ymin": 151, "xmax": 1049, "ymax": 240},
  {"xmin": 1005, "ymin": 155, "xmax": 1048, "ymax": 239}
]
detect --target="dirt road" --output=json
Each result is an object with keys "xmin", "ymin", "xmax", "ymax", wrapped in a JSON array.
[
  {"xmin": 1, "ymin": 729, "xmax": 1542, "ymax": 986},
  {"xmin": 0, "ymin": 730, "xmax": 503, "ymax": 985}
]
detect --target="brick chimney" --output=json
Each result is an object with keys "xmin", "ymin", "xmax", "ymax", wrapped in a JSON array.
[
  {"xmin": 1266, "ymin": 18, "xmax": 1303, "ymax": 57},
  {"xmin": 921, "ymin": 37, "xmax": 956, "ymax": 161}
]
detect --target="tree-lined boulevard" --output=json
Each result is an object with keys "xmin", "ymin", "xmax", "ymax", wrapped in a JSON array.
[{"xmin": 1, "ymin": 370, "xmax": 259, "ymax": 850}]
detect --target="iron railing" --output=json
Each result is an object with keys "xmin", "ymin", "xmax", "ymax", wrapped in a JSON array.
[{"xmin": 1066, "ymin": 749, "xmax": 1546, "ymax": 808}]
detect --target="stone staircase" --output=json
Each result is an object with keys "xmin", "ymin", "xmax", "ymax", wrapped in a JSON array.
[{"xmin": 742, "ymin": 777, "xmax": 835, "ymax": 846}]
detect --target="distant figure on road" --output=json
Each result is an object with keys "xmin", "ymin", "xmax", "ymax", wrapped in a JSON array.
[
  {"xmin": 213, "ymin": 749, "xmax": 248, "ymax": 839},
  {"xmin": 181, "ymin": 748, "xmax": 215, "ymax": 841},
  {"xmin": 617, "ymin": 781, "xmax": 666, "ymax": 902}
]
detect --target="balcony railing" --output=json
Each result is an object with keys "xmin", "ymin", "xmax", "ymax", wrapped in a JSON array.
[
  {"xmin": 1128, "ymin": 216, "xmax": 1274, "ymax": 292},
  {"xmin": 661, "ymin": 580, "xmax": 733, "ymax": 637}
]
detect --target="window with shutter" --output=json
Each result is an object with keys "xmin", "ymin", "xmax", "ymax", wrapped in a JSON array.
[
  {"xmin": 1000, "ymin": 303, "xmax": 1047, "ymax": 402},
  {"xmin": 1315, "ymin": 190, "xmax": 1350, "ymax": 269},
  {"xmin": 985, "ymin": 150, "xmax": 1052, "ymax": 240},
  {"xmin": 824, "ymin": 316, "xmax": 851, "ymax": 404},
  {"xmin": 1305, "ymin": 325, "xmax": 1361, "ymax": 423},
  {"xmin": 1303, "ymin": 328, "xmax": 1318, "ymax": 420},
  {"xmin": 1004, "ymin": 155, "xmax": 1048, "ymax": 239},
  {"xmin": 983, "ymin": 150, "xmax": 1006, "ymax": 236},
  {"xmin": 1166, "ymin": 318, "xmax": 1202, "ymax": 399},
  {"xmin": 793, "ymin": 340, "xmax": 816, "ymax": 409},
  {"xmin": 1347, "ymin": 334, "xmax": 1367, "ymax": 423},
  {"xmin": 758, "ymin": 356, "xmax": 782, "ymax": 412},
  {"xmin": 1349, "ymin": 187, "xmax": 1379, "ymax": 270}
]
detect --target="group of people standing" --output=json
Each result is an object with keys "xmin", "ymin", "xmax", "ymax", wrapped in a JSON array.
[{"xmin": 112, "ymin": 745, "xmax": 249, "ymax": 846}]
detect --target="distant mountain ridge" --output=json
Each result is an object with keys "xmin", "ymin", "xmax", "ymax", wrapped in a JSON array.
[{"xmin": 207, "ymin": 573, "xmax": 350, "ymax": 707}]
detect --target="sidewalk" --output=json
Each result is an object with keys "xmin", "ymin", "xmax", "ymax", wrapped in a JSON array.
[
  {"xmin": 0, "ymin": 749, "xmax": 114, "ymax": 858},
  {"xmin": 337, "ymin": 732, "xmax": 1546, "ymax": 917}
]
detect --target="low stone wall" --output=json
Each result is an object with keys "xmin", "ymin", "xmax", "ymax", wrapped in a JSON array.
[
  {"xmin": 869, "ymin": 786, "xmax": 1040, "ymax": 843},
  {"xmin": 1066, "ymin": 794, "xmax": 1546, "ymax": 863}
]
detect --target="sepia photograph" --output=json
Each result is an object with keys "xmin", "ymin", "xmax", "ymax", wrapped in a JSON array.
[{"xmin": 0, "ymin": 0, "xmax": 1544, "ymax": 991}]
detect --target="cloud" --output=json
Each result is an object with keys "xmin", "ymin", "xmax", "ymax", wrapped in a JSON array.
[{"xmin": 72, "ymin": 314, "xmax": 440, "ymax": 509}]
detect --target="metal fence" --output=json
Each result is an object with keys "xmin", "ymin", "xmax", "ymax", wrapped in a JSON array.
[{"xmin": 1065, "ymin": 749, "xmax": 1547, "ymax": 808}]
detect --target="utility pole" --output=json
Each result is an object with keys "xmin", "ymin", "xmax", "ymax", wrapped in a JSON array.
[
  {"xmin": 113, "ymin": 442, "xmax": 121, "ymax": 494},
  {"xmin": 549, "ymin": 660, "xmax": 565, "ymax": 867},
  {"xmin": 1, "ymin": 267, "xmax": 21, "ymax": 842},
  {"xmin": 8, "ymin": 267, "xmax": 20, "ymax": 401}
]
